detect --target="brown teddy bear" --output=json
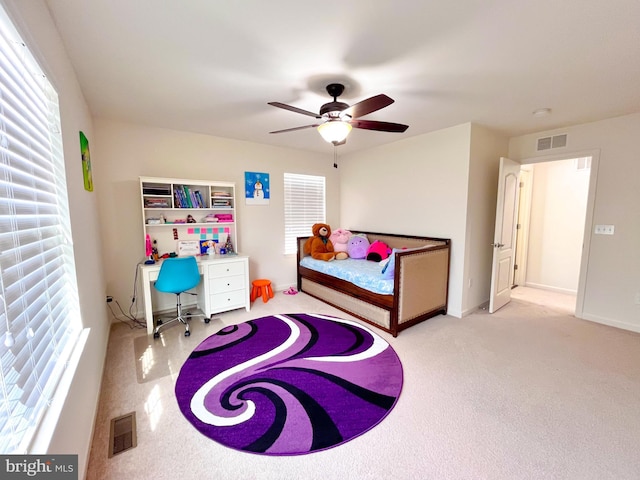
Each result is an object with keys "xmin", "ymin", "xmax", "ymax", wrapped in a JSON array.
[{"xmin": 304, "ymin": 223, "xmax": 347, "ymax": 261}]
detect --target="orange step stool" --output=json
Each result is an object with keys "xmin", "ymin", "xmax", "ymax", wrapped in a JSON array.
[{"xmin": 251, "ymin": 279, "xmax": 274, "ymax": 303}]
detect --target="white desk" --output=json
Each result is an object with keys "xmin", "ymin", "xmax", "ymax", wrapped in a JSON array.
[{"xmin": 139, "ymin": 254, "xmax": 250, "ymax": 335}]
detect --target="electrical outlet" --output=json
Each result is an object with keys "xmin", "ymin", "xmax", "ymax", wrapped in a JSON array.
[
  {"xmin": 594, "ymin": 224, "xmax": 615, "ymax": 235},
  {"xmin": 635, "ymin": 293, "xmax": 640, "ymax": 305}
]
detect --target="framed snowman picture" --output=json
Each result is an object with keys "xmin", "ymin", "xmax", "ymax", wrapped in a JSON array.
[{"xmin": 245, "ymin": 171, "xmax": 270, "ymax": 205}]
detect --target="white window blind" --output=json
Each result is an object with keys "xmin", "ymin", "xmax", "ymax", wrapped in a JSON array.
[
  {"xmin": 283, "ymin": 173, "xmax": 326, "ymax": 254},
  {"xmin": 0, "ymin": 6, "xmax": 81, "ymax": 453}
]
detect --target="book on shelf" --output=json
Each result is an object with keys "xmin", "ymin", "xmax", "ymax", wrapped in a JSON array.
[
  {"xmin": 173, "ymin": 186, "xmax": 206, "ymax": 208},
  {"xmin": 212, "ymin": 191, "xmax": 231, "ymax": 197},
  {"xmin": 194, "ymin": 190, "xmax": 205, "ymax": 208},
  {"xmin": 174, "ymin": 188, "xmax": 185, "ymax": 208},
  {"xmin": 183, "ymin": 186, "xmax": 194, "ymax": 208}
]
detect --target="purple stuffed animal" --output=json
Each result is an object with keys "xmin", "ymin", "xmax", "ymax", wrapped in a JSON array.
[{"xmin": 347, "ymin": 235, "xmax": 370, "ymax": 259}]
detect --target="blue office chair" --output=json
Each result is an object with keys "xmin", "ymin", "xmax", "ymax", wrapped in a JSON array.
[{"xmin": 152, "ymin": 257, "xmax": 209, "ymax": 338}]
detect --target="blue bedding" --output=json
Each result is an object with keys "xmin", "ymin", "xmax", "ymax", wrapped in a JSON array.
[{"xmin": 299, "ymin": 257, "xmax": 393, "ymax": 295}]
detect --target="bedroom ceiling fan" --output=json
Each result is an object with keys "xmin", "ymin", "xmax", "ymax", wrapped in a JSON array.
[{"xmin": 268, "ymin": 83, "xmax": 409, "ymax": 145}]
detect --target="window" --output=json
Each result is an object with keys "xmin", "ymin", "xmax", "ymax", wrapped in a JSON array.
[
  {"xmin": 0, "ymin": 6, "xmax": 82, "ymax": 453},
  {"xmin": 283, "ymin": 173, "xmax": 326, "ymax": 254},
  {"xmin": 574, "ymin": 156, "xmax": 592, "ymax": 172}
]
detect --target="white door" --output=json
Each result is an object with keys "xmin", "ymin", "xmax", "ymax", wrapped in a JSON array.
[{"xmin": 489, "ymin": 157, "xmax": 521, "ymax": 313}]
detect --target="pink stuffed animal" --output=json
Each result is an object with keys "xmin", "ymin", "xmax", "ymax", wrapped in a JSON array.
[
  {"xmin": 366, "ymin": 240, "xmax": 391, "ymax": 262},
  {"xmin": 329, "ymin": 228, "xmax": 353, "ymax": 256}
]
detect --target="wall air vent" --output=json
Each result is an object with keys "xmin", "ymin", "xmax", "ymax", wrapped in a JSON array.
[
  {"xmin": 552, "ymin": 134, "xmax": 567, "ymax": 148},
  {"xmin": 537, "ymin": 137, "xmax": 552, "ymax": 151},
  {"xmin": 537, "ymin": 134, "xmax": 568, "ymax": 151}
]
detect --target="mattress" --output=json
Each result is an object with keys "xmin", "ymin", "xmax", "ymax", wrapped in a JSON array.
[{"xmin": 299, "ymin": 257, "xmax": 393, "ymax": 295}]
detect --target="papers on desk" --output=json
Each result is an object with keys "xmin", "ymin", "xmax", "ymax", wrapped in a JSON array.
[{"xmin": 178, "ymin": 240, "xmax": 200, "ymax": 256}]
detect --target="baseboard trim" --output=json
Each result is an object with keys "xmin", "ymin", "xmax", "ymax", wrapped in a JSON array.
[
  {"xmin": 523, "ymin": 282, "xmax": 577, "ymax": 295},
  {"xmin": 461, "ymin": 302, "xmax": 488, "ymax": 317},
  {"xmin": 579, "ymin": 313, "xmax": 640, "ymax": 334}
]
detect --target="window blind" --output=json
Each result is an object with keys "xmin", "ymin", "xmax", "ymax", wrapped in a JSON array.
[
  {"xmin": 0, "ymin": 6, "xmax": 81, "ymax": 453},
  {"xmin": 283, "ymin": 173, "xmax": 326, "ymax": 255}
]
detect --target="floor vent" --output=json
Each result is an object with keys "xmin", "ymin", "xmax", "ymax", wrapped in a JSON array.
[{"xmin": 109, "ymin": 412, "xmax": 137, "ymax": 457}]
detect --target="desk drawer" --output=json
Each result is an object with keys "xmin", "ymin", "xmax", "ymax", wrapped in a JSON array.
[
  {"xmin": 210, "ymin": 289, "xmax": 246, "ymax": 312},
  {"xmin": 209, "ymin": 274, "xmax": 245, "ymax": 294},
  {"xmin": 208, "ymin": 261, "xmax": 245, "ymax": 278}
]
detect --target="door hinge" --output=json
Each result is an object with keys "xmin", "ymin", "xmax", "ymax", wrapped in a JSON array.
[{"xmin": 514, "ymin": 264, "xmax": 518, "ymax": 270}]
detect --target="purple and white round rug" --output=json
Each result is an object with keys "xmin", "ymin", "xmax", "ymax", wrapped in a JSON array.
[{"xmin": 174, "ymin": 313, "xmax": 403, "ymax": 455}]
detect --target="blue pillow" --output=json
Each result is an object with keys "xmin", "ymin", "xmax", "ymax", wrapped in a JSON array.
[
  {"xmin": 381, "ymin": 246, "xmax": 432, "ymax": 278},
  {"xmin": 381, "ymin": 248, "xmax": 400, "ymax": 279}
]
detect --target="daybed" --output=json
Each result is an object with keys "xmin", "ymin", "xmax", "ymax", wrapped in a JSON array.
[{"xmin": 297, "ymin": 231, "xmax": 450, "ymax": 337}]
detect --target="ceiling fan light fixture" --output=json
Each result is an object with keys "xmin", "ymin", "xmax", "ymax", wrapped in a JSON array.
[{"xmin": 317, "ymin": 120, "xmax": 352, "ymax": 144}]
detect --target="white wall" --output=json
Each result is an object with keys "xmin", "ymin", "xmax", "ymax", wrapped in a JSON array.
[
  {"xmin": 466, "ymin": 126, "xmax": 509, "ymax": 313},
  {"xmin": 338, "ymin": 123, "xmax": 508, "ymax": 317},
  {"xmin": 93, "ymin": 119, "xmax": 340, "ymax": 314},
  {"xmin": 2, "ymin": 1, "xmax": 109, "ymax": 476},
  {"xmin": 509, "ymin": 113, "xmax": 640, "ymax": 331},
  {"xmin": 340, "ymin": 123, "xmax": 476, "ymax": 317},
  {"xmin": 525, "ymin": 159, "xmax": 589, "ymax": 293}
]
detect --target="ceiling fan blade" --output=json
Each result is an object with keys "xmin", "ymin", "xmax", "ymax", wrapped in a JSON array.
[
  {"xmin": 268, "ymin": 102, "xmax": 321, "ymax": 118},
  {"xmin": 350, "ymin": 119, "xmax": 409, "ymax": 133},
  {"xmin": 341, "ymin": 94, "xmax": 394, "ymax": 119},
  {"xmin": 269, "ymin": 124, "xmax": 320, "ymax": 134}
]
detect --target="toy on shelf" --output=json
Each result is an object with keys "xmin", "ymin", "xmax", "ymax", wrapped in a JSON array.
[
  {"xmin": 225, "ymin": 235, "xmax": 234, "ymax": 254},
  {"xmin": 144, "ymin": 234, "xmax": 155, "ymax": 264}
]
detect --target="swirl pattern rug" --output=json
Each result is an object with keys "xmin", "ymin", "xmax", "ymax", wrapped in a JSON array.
[{"xmin": 175, "ymin": 313, "xmax": 403, "ymax": 455}]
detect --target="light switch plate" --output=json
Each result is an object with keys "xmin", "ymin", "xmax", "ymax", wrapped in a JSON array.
[{"xmin": 594, "ymin": 224, "xmax": 615, "ymax": 235}]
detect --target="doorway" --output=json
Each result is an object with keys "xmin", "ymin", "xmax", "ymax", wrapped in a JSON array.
[{"xmin": 511, "ymin": 155, "xmax": 593, "ymax": 315}]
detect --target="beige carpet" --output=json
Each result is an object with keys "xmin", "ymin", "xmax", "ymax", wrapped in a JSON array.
[
  {"xmin": 88, "ymin": 287, "xmax": 640, "ymax": 480},
  {"xmin": 133, "ymin": 311, "xmax": 212, "ymax": 384}
]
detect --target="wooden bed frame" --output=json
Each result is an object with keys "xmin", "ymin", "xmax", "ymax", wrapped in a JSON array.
[{"xmin": 297, "ymin": 231, "xmax": 450, "ymax": 337}]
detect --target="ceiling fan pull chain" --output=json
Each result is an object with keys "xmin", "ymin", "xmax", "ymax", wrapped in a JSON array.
[{"xmin": 333, "ymin": 145, "xmax": 338, "ymax": 169}]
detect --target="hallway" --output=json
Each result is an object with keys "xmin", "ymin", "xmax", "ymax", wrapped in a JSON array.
[{"xmin": 510, "ymin": 285, "xmax": 576, "ymax": 314}]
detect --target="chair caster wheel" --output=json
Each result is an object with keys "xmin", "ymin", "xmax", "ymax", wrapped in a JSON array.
[
  {"xmin": 156, "ymin": 319, "xmax": 163, "ymax": 326},
  {"xmin": 153, "ymin": 332, "xmax": 160, "ymax": 339},
  {"xmin": 184, "ymin": 330, "xmax": 191, "ymax": 337},
  {"xmin": 205, "ymin": 317, "xmax": 211, "ymax": 324}
]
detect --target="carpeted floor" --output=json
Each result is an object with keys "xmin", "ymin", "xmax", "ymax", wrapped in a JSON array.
[{"xmin": 88, "ymin": 287, "xmax": 640, "ymax": 480}]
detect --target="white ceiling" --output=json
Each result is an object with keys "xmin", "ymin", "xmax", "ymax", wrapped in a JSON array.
[{"xmin": 45, "ymin": 0, "xmax": 640, "ymax": 155}]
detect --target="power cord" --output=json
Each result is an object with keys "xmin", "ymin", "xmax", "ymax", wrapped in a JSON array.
[
  {"xmin": 105, "ymin": 260, "xmax": 148, "ymax": 329},
  {"xmin": 107, "ymin": 300, "xmax": 146, "ymax": 329}
]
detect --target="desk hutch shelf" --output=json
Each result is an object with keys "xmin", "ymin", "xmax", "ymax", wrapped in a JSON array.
[{"xmin": 140, "ymin": 176, "xmax": 238, "ymax": 255}]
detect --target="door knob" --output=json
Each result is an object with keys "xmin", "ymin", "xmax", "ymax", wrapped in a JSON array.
[{"xmin": 491, "ymin": 242, "xmax": 504, "ymax": 248}]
